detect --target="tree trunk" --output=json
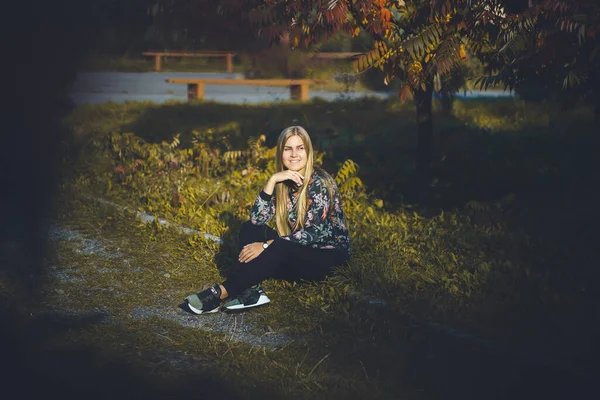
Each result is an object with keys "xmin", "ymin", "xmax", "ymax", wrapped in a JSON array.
[
  {"xmin": 414, "ymin": 81, "xmax": 434, "ymax": 177},
  {"xmin": 440, "ymin": 91, "xmax": 454, "ymax": 113}
]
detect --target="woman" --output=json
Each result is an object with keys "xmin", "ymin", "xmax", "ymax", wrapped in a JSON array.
[{"xmin": 184, "ymin": 126, "xmax": 350, "ymax": 314}]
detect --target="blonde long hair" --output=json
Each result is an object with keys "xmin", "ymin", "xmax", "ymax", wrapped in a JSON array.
[{"xmin": 274, "ymin": 126, "xmax": 314, "ymax": 236}]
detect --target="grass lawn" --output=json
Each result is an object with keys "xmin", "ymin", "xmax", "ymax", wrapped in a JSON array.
[{"xmin": 2, "ymin": 97, "xmax": 598, "ymax": 399}]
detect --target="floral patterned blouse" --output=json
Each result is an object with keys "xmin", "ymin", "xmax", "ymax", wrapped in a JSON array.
[{"xmin": 250, "ymin": 168, "xmax": 350, "ymax": 255}]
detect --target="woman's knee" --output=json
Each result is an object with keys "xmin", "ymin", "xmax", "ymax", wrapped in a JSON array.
[
  {"xmin": 239, "ymin": 220, "xmax": 254, "ymax": 234},
  {"xmin": 238, "ymin": 221, "xmax": 254, "ymax": 246},
  {"xmin": 239, "ymin": 221, "xmax": 278, "ymax": 245}
]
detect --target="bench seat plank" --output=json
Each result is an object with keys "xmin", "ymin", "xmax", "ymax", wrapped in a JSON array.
[
  {"xmin": 165, "ymin": 78, "xmax": 328, "ymax": 102},
  {"xmin": 165, "ymin": 78, "xmax": 324, "ymax": 86}
]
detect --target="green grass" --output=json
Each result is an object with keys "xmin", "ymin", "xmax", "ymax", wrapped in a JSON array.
[{"xmin": 3, "ymin": 96, "xmax": 598, "ymax": 398}]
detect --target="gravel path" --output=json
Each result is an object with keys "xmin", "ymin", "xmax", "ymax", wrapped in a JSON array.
[
  {"xmin": 46, "ymin": 223, "xmax": 294, "ymax": 350},
  {"xmin": 132, "ymin": 306, "xmax": 293, "ymax": 349}
]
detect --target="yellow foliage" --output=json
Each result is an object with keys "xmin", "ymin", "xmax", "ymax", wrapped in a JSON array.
[
  {"xmin": 410, "ymin": 60, "xmax": 423, "ymax": 73},
  {"xmin": 459, "ymin": 43, "xmax": 467, "ymax": 59}
]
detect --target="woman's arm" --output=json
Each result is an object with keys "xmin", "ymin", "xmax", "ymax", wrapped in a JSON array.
[
  {"xmin": 263, "ymin": 170, "xmax": 304, "ymax": 195},
  {"xmin": 262, "ymin": 176, "xmax": 277, "ymax": 196},
  {"xmin": 250, "ymin": 170, "xmax": 305, "ymax": 225},
  {"xmin": 249, "ymin": 190, "xmax": 275, "ymax": 225}
]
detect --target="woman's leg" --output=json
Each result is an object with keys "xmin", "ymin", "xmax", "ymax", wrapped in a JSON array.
[
  {"xmin": 185, "ymin": 222, "xmax": 281, "ymax": 313},
  {"xmin": 272, "ymin": 240, "xmax": 348, "ymax": 282},
  {"xmin": 216, "ymin": 221, "xmax": 279, "ymax": 298},
  {"xmin": 185, "ymin": 237, "xmax": 348, "ymax": 314},
  {"xmin": 238, "ymin": 221, "xmax": 278, "ymax": 247},
  {"xmin": 221, "ymin": 238, "xmax": 348, "ymax": 297}
]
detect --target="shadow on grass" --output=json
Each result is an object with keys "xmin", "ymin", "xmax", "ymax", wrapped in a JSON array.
[
  {"xmin": 0, "ymin": 303, "xmax": 278, "ymax": 400},
  {"xmin": 213, "ymin": 211, "xmax": 245, "ymax": 280},
  {"xmin": 308, "ymin": 304, "xmax": 597, "ymax": 400}
]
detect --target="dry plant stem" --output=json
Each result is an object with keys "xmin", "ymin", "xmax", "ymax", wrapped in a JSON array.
[
  {"xmin": 307, "ymin": 353, "xmax": 330, "ymax": 378},
  {"xmin": 155, "ymin": 332, "xmax": 176, "ymax": 343},
  {"xmin": 200, "ymin": 185, "xmax": 221, "ymax": 208},
  {"xmin": 359, "ymin": 360, "xmax": 370, "ymax": 381}
]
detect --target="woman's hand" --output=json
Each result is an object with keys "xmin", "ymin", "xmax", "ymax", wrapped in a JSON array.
[
  {"xmin": 238, "ymin": 242, "xmax": 267, "ymax": 263},
  {"xmin": 270, "ymin": 170, "xmax": 305, "ymax": 186},
  {"xmin": 263, "ymin": 170, "xmax": 304, "ymax": 196}
]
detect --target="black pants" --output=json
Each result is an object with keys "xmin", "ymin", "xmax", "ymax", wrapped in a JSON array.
[{"xmin": 221, "ymin": 221, "xmax": 349, "ymax": 297}]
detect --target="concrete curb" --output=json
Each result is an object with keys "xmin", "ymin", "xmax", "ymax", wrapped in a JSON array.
[{"xmin": 87, "ymin": 196, "xmax": 223, "ymax": 244}]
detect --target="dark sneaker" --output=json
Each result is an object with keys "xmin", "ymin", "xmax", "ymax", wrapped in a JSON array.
[
  {"xmin": 184, "ymin": 284, "xmax": 222, "ymax": 314},
  {"xmin": 221, "ymin": 285, "xmax": 271, "ymax": 312}
]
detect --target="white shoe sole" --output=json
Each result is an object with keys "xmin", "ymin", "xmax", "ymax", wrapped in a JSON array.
[
  {"xmin": 222, "ymin": 294, "xmax": 271, "ymax": 311},
  {"xmin": 187, "ymin": 302, "xmax": 219, "ymax": 314}
]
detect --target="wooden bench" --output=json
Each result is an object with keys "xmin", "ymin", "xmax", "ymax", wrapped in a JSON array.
[
  {"xmin": 164, "ymin": 78, "xmax": 328, "ymax": 102},
  {"xmin": 142, "ymin": 52, "xmax": 236, "ymax": 72}
]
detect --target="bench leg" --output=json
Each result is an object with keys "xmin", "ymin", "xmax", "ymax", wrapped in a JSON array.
[
  {"xmin": 225, "ymin": 54, "xmax": 233, "ymax": 73},
  {"xmin": 290, "ymin": 84, "xmax": 309, "ymax": 101},
  {"xmin": 154, "ymin": 55, "xmax": 161, "ymax": 72},
  {"xmin": 187, "ymin": 83, "xmax": 205, "ymax": 101}
]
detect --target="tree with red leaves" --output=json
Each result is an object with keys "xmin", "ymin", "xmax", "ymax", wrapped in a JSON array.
[{"xmin": 220, "ymin": 0, "xmax": 475, "ymax": 179}]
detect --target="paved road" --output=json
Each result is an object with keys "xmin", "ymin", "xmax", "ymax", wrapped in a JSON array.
[{"xmin": 68, "ymin": 72, "xmax": 514, "ymax": 105}]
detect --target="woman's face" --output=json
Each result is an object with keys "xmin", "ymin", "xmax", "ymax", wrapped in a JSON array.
[{"xmin": 282, "ymin": 135, "xmax": 308, "ymax": 173}]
